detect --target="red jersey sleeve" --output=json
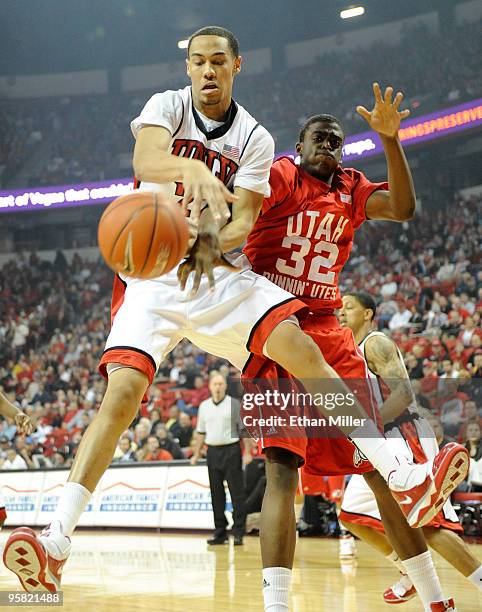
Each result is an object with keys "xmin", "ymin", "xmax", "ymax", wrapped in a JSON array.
[
  {"xmin": 262, "ymin": 157, "xmax": 297, "ymax": 214},
  {"xmin": 347, "ymin": 168, "xmax": 389, "ymax": 230}
]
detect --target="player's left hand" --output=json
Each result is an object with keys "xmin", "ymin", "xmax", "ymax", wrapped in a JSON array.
[
  {"xmin": 15, "ymin": 411, "xmax": 34, "ymax": 436},
  {"xmin": 177, "ymin": 232, "xmax": 240, "ymax": 297},
  {"xmin": 356, "ymin": 82, "xmax": 410, "ymax": 138}
]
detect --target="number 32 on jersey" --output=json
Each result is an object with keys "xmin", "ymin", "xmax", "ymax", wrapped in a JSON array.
[{"xmin": 275, "ymin": 211, "xmax": 349, "ymax": 284}]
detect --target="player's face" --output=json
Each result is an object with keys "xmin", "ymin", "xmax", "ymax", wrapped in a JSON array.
[
  {"xmin": 187, "ymin": 36, "xmax": 241, "ymax": 111},
  {"xmin": 339, "ymin": 295, "xmax": 370, "ymax": 334},
  {"xmin": 297, "ymin": 121, "xmax": 344, "ymax": 181}
]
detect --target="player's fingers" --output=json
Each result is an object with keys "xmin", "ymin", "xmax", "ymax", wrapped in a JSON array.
[
  {"xmin": 207, "ymin": 265, "xmax": 216, "ymax": 292},
  {"xmin": 399, "ymin": 109, "xmax": 410, "ymax": 119},
  {"xmin": 393, "ymin": 91, "xmax": 404, "ymax": 110},
  {"xmin": 222, "ymin": 185, "xmax": 238, "ymax": 203},
  {"xmin": 384, "ymin": 86, "xmax": 393, "ymax": 105},
  {"xmin": 177, "ymin": 262, "xmax": 190, "ymax": 291},
  {"xmin": 189, "ymin": 264, "xmax": 203, "ymax": 298},
  {"xmin": 181, "ymin": 185, "xmax": 193, "ymax": 214},
  {"xmin": 191, "ymin": 189, "xmax": 204, "ymax": 224},
  {"xmin": 356, "ymin": 106, "xmax": 371, "ymax": 121},
  {"xmin": 373, "ymin": 82, "xmax": 383, "ymax": 103}
]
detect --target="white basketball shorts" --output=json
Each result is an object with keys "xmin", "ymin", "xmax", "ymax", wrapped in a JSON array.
[{"xmin": 99, "ymin": 254, "xmax": 306, "ymax": 383}]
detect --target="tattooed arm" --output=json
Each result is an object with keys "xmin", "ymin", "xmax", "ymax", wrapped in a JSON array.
[{"xmin": 364, "ymin": 334, "xmax": 415, "ymax": 425}]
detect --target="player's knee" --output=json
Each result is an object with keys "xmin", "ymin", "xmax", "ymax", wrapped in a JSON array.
[
  {"xmin": 421, "ymin": 526, "xmax": 441, "ymax": 546},
  {"xmin": 265, "ymin": 447, "xmax": 299, "ymax": 494},
  {"xmin": 101, "ymin": 369, "xmax": 148, "ymax": 425},
  {"xmin": 267, "ymin": 323, "xmax": 327, "ymax": 379}
]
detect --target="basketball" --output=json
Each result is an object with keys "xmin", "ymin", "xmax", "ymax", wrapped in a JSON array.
[{"xmin": 98, "ymin": 191, "xmax": 189, "ymax": 279}]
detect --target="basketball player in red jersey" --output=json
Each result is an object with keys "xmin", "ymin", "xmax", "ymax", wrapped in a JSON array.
[
  {"xmin": 338, "ymin": 292, "xmax": 482, "ymax": 609},
  {"xmin": 3, "ymin": 27, "xmax": 466, "ymax": 595},
  {"xmin": 242, "ymin": 85, "xmax": 464, "ymax": 612}
]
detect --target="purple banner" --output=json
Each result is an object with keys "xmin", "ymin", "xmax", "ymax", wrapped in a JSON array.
[
  {"xmin": 1, "ymin": 99, "xmax": 481, "ymax": 214},
  {"xmin": 0, "ymin": 179, "xmax": 134, "ymax": 214},
  {"xmin": 276, "ymin": 97, "xmax": 482, "ymax": 163}
]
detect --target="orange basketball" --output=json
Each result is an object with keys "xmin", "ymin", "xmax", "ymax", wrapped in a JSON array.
[{"xmin": 98, "ymin": 191, "xmax": 189, "ymax": 279}]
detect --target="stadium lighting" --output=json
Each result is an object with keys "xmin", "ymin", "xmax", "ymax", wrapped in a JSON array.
[
  {"xmin": 340, "ymin": 6, "xmax": 365, "ymax": 19},
  {"xmin": 177, "ymin": 39, "xmax": 189, "ymax": 49}
]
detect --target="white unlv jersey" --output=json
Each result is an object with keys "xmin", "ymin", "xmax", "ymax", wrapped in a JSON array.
[{"xmin": 130, "ymin": 85, "xmax": 274, "ymax": 204}]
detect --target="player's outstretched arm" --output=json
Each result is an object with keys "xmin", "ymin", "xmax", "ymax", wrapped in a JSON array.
[
  {"xmin": 218, "ymin": 186, "xmax": 263, "ymax": 253},
  {"xmin": 364, "ymin": 334, "xmax": 415, "ymax": 424},
  {"xmin": 133, "ymin": 125, "xmax": 236, "ymax": 223},
  {"xmin": 0, "ymin": 391, "xmax": 33, "ymax": 435},
  {"xmin": 357, "ymin": 83, "xmax": 416, "ymax": 222}
]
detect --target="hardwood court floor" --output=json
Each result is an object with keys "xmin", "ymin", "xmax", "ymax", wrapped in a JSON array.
[{"xmin": 0, "ymin": 530, "xmax": 481, "ymax": 611}]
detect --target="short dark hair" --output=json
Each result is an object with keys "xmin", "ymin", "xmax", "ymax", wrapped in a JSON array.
[
  {"xmin": 299, "ymin": 114, "xmax": 343, "ymax": 142},
  {"xmin": 346, "ymin": 291, "xmax": 377, "ymax": 320},
  {"xmin": 188, "ymin": 26, "xmax": 239, "ymax": 58}
]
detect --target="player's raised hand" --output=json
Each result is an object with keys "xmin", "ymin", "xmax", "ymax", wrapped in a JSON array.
[
  {"xmin": 181, "ymin": 161, "xmax": 237, "ymax": 225},
  {"xmin": 15, "ymin": 411, "xmax": 34, "ymax": 436},
  {"xmin": 356, "ymin": 83, "xmax": 410, "ymax": 138},
  {"xmin": 177, "ymin": 232, "xmax": 240, "ymax": 297}
]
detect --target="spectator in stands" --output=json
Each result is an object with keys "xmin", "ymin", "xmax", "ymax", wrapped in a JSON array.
[
  {"xmin": 388, "ymin": 302, "xmax": 412, "ymax": 331},
  {"xmin": 166, "ymin": 406, "xmax": 180, "ymax": 432},
  {"xmin": 377, "ymin": 294, "xmax": 398, "ymax": 329},
  {"xmin": 153, "ymin": 424, "xmax": 184, "ymax": 459},
  {"xmin": 466, "ymin": 422, "xmax": 482, "ymax": 462},
  {"xmin": 426, "ymin": 414, "xmax": 451, "ymax": 448},
  {"xmin": 133, "ymin": 421, "xmax": 150, "ymax": 449},
  {"xmin": 1, "ymin": 447, "xmax": 28, "ymax": 470},
  {"xmin": 406, "ymin": 353, "xmax": 424, "ymax": 379},
  {"xmin": 0, "ymin": 436, "xmax": 9, "ymax": 460},
  {"xmin": 143, "ymin": 435, "xmax": 173, "ymax": 462},
  {"xmin": 170, "ymin": 412, "xmax": 194, "ymax": 451},
  {"xmin": 410, "ymin": 380, "xmax": 431, "ymax": 410},
  {"xmin": 459, "ymin": 316, "xmax": 482, "ymax": 347},
  {"xmin": 457, "ymin": 401, "xmax": 482, "ymax": 443},
  {"xmin": 113, "ymin": 436, "xmax": 136, "ymax": 463}
]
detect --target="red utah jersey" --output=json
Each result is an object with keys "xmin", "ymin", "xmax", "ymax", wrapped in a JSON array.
[{"xmin": 244, "ymin": 157, "xmax": 388, "ymax": 311}]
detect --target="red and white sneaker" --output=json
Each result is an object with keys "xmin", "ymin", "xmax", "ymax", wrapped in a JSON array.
[
  {"xmin": 389, "ymin": 443, "xmax": 469, "ymax": 528},
  {"xmin": 3, "ymin": 521, "xmax": 71, "ymax": 592},
  {"xmin": 383, "ymin": 575, "xmax": 417, "ymax": 604},
  {"xmin": 339, "ymin": 534, "xmax": 357, "ymax": 559},
  {"xmin": 430, "ymin": 599, "xmax": 457, "ymax": 611}
]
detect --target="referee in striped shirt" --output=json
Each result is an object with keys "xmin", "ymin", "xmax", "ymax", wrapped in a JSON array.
[{"xmin": 191, "ymin": 372, "xmax": 251, "ymax": 545}]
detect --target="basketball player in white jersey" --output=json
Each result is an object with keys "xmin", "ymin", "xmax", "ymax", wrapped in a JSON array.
[
  {"xmin": 3, "ymin": 27, "xmax": 468, "ymax": 594},
  {"xmin": 0, "ymin": 391, "xmax": 33, "ymax": 528},
  {"xmin": 339, "ymin": 292, "xmax": 482, "ymax": 611}
]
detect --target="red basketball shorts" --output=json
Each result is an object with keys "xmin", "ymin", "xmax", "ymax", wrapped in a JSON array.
[{"xmin": 242, "ymin": 312, "xmax": 379, "ymax": 476}]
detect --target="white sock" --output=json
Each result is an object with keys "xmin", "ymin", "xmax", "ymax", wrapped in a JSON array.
[
  {"xmin": 402, "ymin": 551, "xmax": 445, "ymax": 610},
  {"xmin": 468, "ymin": 565, "xmax": 482, "ymax": 591},
  {"xmin": 386, "ymin": 550, "xmax": 407, "ymax": 574},
  {"xmin": 262, "ymin": 567, "xmax": 291, "ymax": 612},
  {"xmin": 51, "ymin": 481, "xmax": 91, "ymax": 537},
  {"xmin": 349, "ymin": 422, "xmax": 404, "ymax": 480}
]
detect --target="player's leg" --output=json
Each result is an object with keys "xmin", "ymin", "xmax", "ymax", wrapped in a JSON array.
[
  {"xmin": 264, "ymin": 320, "xmax": 469, "ymax": 528},
  {"xmin": 2, "ymin": 366, "xmax": 148, "ymax": 592},
  {"xmin": 260, "ymin": 447, "xmax": 299, "ymax": 612},
  {"xmin": 363, "ymin": 471, "xmax": 453, "ymax": 610},
  {"xmin": 423, "ymin": 526, "xmax": 482, "ymax": 590},
  {"xmin": 3, "ymin": 278, "xmax": 183, "ymax": 592}
]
